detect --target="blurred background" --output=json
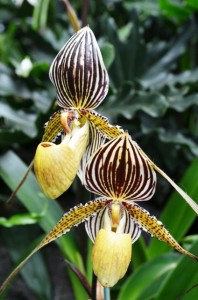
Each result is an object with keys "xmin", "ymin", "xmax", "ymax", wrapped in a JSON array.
[{"xmin": 0, "ymin": 0, "xmax": 198, "ymax": 299}]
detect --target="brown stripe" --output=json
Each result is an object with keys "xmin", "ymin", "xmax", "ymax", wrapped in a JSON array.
[
  {"xmin": 49, "ymin": 26, "xmax": 109, "ymax": 109},
  {"xmin": 85, "ymin": 133, "xmax": 157, "ymax": 201}
]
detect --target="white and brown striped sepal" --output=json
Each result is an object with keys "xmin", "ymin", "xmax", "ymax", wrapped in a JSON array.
[
  {"xmin": 49, "ymin": 26, "xmax": 109, "ymax": 109},
  {"xmin": 84, "ymin": 132, "xmax": 157, "ymax": 201}
]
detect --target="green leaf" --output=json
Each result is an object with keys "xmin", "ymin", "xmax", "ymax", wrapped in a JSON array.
[
  {"xmin": 100, "ymin": 86, "xmax": 169, "ymax": 120},
  {"xmin": 32, "ymin": 0, "xmax": 51, "ymax": 30},
  {"xmin": 0, "ymin": 209, "xmax": 46, "ymax": 227},
  {"xmin": 0, "ymin": 129, "xmax": 31, "ymax": 145},
  {"xmin": 159, "ymin": 0, "xmax": 191, "ymax": 21},
  {"xmin": 148, "ymin": 156, "xmax": 198, "ymax": 258},
  {"xmin": 0, "ymin": 103, "xmax": 37, "ymax": 138},
  {"xmin": 185, "ymin": 0, "xmax": 198, "ymax": 9},
  {"xmin": 0, "ymin": 150, "xmax": 88, "ymax": 300},
  {"xmin": 118, "ymin": 253, "xmax": 180, "ymax": 300},
  {"xmin": 123, "ymin": 1, "xmax": 160, "ymax": 17},
  {"xmin": 1, "ymin": 227, "xmax": 52, "ymax": 300},
  {"xmin": 155, "ymin": 236, "xmax": 198, "ymax": 299},
  {"xmin": 100, "ymin": 42, "xmax": 115, "ymax": 69},
  {"xmin": 131, "ymin": 237, "xmax": 149, "ymax": 270},
  {"xmin": 169, "ymin": 93, "xmax": 198, "ymax": 112}
]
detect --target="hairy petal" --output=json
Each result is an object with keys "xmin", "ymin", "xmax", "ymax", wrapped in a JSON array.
[
  {"xmin": 123, "ymin": 201, "xmax": 198, "ymax": 262},
  {"xmin": 0, "ymin": 198, "xmax": 111, "ymax": 295},
  {"xmin": 84, "ymin": 133, "xmax": 156, "ymax": 201},
  {"xmin": 49, "ymin": 26, "xmax": 109, "ymax": 109},
  {"xmin": 79, "ymin": 109, "xmax": 123, "ymax": 138},
  {"xmin": 42, "ymin": 110, "xmax": 63, "ymax": 142}
]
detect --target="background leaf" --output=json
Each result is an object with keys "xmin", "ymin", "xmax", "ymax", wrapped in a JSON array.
[{"xmin": 148, "ymin": 156, "xmax": 198, "ymax": 258}]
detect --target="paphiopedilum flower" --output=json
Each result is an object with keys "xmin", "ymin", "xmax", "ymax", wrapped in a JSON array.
[
  {"xmin": 34, "ymin": 26, "xmax": 123, "ymax": 199},
  {"xmin": 1, "ymin": 133, "xmax": 197, "ymax": 293},
  {"xmin": 33, "ymin": 26, "xmax": 198, "ymax": 220}
]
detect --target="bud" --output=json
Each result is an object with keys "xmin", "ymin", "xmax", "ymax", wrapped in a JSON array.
[
  {"xmin": 34, "ymin": 120, "xmax": 89, "ymax": 199},
  {"xmin": 92, "ymin": 229, "xmax": 132, "ymax": 287}
]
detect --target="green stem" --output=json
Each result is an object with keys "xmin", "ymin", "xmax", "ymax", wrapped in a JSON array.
[{"xmin": 104, "ymin": 287, "xmax": 111, "ymax": 300}]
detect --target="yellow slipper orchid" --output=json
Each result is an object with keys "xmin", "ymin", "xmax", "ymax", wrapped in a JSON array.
[{"xmin": 34, "ymin": 116, "xmax": 89, "ymax": 199}]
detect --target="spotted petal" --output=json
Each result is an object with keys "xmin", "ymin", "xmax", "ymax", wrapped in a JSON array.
[
  {"xmin": 79, "ymin": 109, "xmax": 123, "ymax": 139},
  {"xmin": 123, "ymin": 201, "xmax": 198, "ymax": 262},
  {"xmin": 84, "ymin": 132, "xmax": 157, "ymax": 201},
  {"xmin": 49, "ymin": 26, "xmax": 109, "ymax": 109},
  {"xmin": 41, "ymin": 110, "xmax": 63, "ymax": 142},
  {"xmin": 0, "ymin": 198, "xmax": 111, "ymax": 294}
]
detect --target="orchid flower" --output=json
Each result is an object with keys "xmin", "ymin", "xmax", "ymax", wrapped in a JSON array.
[
  {"xmin": 33, "ymin": 26, "xmax": 198, "ymax": 219},
  {"xmin": 1, "ymin": 133, "xmax": 197, "ymax": 293},
  {"xmin": 34, "ymin": 25, "xmax": 122, "ymax": 199}
]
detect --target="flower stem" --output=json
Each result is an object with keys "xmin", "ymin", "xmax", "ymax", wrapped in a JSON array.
[{"xmin": 104, "ymin": 287, "xmax": 111, "ymax": 300}]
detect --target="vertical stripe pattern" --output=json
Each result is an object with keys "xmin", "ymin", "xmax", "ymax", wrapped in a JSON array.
[
  {"xmin": 78, "ymin": 116, "xmax": 106, "ymax": 182},
  {"xmin": 49, "ymin": 26, "xmax": 109, "ymax": 109},
  {"xmin": 85, "ymin": 202, "xmax": 141, "ymax": 243},
  {"xmin": 84, "ymin": 133, "xmax": 157, "ymax": 201}
]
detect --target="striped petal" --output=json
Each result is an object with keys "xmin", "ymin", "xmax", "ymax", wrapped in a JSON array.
[
  {"xmin": 123, "ymin": 201, "xmax": 198, "ymax": 262},
  {"xmin": 78, "ymin": 117, "xmax": 106, "ymax": 183},
  {"xmin": 85, "ymin": 201, "xmax": 141, "ymax": 243},
  {"xmin": 78, "ymin": 109, "xmax": 123, "ymax": 183},
  {"xmin": 49, "ymin": 26, "xmax": 109, "ymax": 109},
  {"xmin": 84, "ymin": 132, "xmax": 157, "ymax": 201},
  {"xmin": 0, "ymin": 198, "xmax": 111, "ymax": 294}
]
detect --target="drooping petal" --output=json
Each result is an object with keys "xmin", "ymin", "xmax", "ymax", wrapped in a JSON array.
[
  {"xmin": 92, "ymin": 229, "xmax": 132, "ymax": 287},
  {"xmin": 0, "ymin": 198, "xmax": 111, "ymax": 294},
  {"xmin": 49, "ymin": 26, "xmax": 109, "ymax": 109},
  {"xmin": 34, "ymin": 119, "xmax": 89, "ymax": 199},
  {"xmin": 133, "ymin": 143, "xmax": 198, "ymax": 215},
  {"xmin": 123, "ymin": 201, "xmax": 198, "ymax": 262},
  {"xmin": 84, "ymin": 132, "xmax": 157, "ymax": 201},
  {"xmin": 79, "ymin": 109, "xmax": 123, "ymax": 138},
  {"xmin": 85, "ymin": 202, "xmax": 141, "ymax": 243}
]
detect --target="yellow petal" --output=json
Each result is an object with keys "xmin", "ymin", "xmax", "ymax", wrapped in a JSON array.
[
  {"xmin": 34, "ymin": 121, "xmax": 89, "ymax": 199},
  {"xmin": 92, "ymin": 229, "xmax": 132, "ymax": 287},
  {"xmin": 124, "ymin": 201, "xmax": 198, "ymax": 262}
]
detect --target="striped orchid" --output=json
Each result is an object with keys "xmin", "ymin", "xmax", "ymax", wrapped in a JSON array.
[
  {"xmin": 34, "ymin": 26, "xmax": 122, "ymax": 199},
  {"xmin": 1, "ymin": 133, "xmax": 198, "ymax": 293},
  {"xmin": 33, "ymin": 26, "xmax": 198, "ymax": 220}
]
